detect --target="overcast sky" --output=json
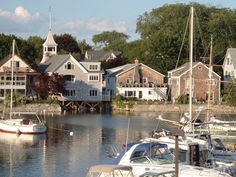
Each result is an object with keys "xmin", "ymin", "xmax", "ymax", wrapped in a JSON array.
[{"xmin": 1, "ymin": 0, "xmax": 236, "ymax": 44}]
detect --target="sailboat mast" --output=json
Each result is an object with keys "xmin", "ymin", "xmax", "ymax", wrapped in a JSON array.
[
  {"xmin": 189, "ymin": 7, "xmax": 194, "ymax": 121},
  {"xmin": 10, "ymin": 40, "xmax": 15, "ymax": 119},
  {"xmin": 207, "ymin": 35, "xmax": 213, "ymax": 121}
]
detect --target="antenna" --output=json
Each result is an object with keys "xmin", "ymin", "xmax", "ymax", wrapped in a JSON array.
[{"xmin": 49, "ymin": 6, "xmax": 52, "ymax": 31}]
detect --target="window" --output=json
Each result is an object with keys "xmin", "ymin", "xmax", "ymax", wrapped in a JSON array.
[
  {"xmin": 89, "ymin": 89, "xmax": 98, "ymax": 96},
  {"xmin": 148, "ymin": 91, "xmax": 152, "ymax": 95},
  {"xmin": 126, "ymin": 78, "xmax": 131, "ymax": 84},
  {"xmin": 89, "ymin": 65, "xmax": 98, "ymax": 70},
  {"xmin": 89, "ymin": 75, "xmax": 99, "ymax": 81},
  {"xmin": 11, "ymin": 61, "xmax": 20, "ymax": 68},
  {"xmin": 65, "ymin": 62, "xmax": 74, "ymax": 70},
  {"xmin": 125, "ymin": 90, "xmax": 136, "ymax": 97},
  {"xmin": 64, "ymin": 75, "xmax": 75, "ymax": 82},
  {"xmin": 65, "ymin": 90, "xmax": 76, "ymax": 97}
]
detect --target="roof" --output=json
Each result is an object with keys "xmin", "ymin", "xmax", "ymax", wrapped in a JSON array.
[
  {"xmin": 107, "ymin": 63, "xmax": 165, "ymax": 78},
  {"xmin": 85, "ymin": 50, "xmax": 122, "ymax": 61},
  {"xmin": 38, "ymin": 54, "xmax": 69, "ymax": 73},
  {"xmin": 169, "ymin": 62, "xmax": 221, "ymax": 78},
  {"xmin": 43, "ymin": 31, "xmax": 57, "ymax": 46},
  {"xmin": 224, "ymin": 48, "xmax": 236, "ymax": 67},
  {"xmin": 0, "ymin": 54, "xmax": 36, "ymax": 73},
  {"xmin": 107, "ymin": 64, "xmax": 135, "ymax": 77}
]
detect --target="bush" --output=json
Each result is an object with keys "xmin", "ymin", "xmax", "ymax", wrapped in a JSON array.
[{"xmin": 176, "ymin": 95, "xmax": 189, "ymax": 104}]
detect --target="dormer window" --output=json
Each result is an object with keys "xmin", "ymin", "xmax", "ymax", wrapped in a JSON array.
[{"xmin": 65, "ymin": 62, "xmax": 74, "ymax": 70}]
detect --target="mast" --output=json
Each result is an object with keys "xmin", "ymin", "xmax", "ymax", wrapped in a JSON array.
[
  {"xmin": 207, "ymin": 35, "xmax": 213, "ymax": 122},
  {"xmin": 10, "ymin": 40, "xmax": 15, "ymax": 119},
  {"xmin": 189, "ymin": 7, "xmax": 194, "ymax": 123}
]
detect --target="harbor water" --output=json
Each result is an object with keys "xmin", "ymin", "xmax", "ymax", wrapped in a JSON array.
[{"xmin": 0, "ymin": 112, "xmax": 235, "ymax": 177}]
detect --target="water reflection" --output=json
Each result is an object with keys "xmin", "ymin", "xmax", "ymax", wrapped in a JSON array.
[{"xmin": 0, "ymin": 113, "xmax": 234, "ymax": 177}]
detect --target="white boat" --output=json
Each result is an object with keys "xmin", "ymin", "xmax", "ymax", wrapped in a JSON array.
[
  {"xmin": 117, "ymin": 141, "xmax": 232, "ymax": 177},
  {"xmin": 0, "ymin": 40, "xmax": 47, "ymax": 134}
]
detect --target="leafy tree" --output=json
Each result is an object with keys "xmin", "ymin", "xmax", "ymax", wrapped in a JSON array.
[
  {"xmin": 78, "ymin": 39, "xmax": 92, "ymax": 55},
  {"xmin": 135, "ymin": 3, "xmax": 236, "ymax": 74},
  {"xmin": 27, "ymin": 36, "xmax": 44, "ymax": 65},
  {"xmin": 48, "ymin": 73, "xmax": 66, "ymax": 96},
  {"xmin": 92, "ymin": 30, "xmax": 129, "ymax": 50},
  {"xmin": 34, "ymin": 73, "xmax": 49, "ymax": 99},
  {"xmin": 223, "ymin": 80, "xmax": 236, "ymax": 106},
  {"xmin": 54, "ymin": 33, "xmax": 81, "ymax": 54}
]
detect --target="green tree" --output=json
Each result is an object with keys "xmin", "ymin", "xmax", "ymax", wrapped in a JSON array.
[
  {"xmin": 135, "ymin": 3, "xmax": 236, "ymax": 74},
  {"xmin": 54, "ymin": 33, "xmax": 81, "ymax": 54},
  {"xmin": 27, "ymin": 36, "xmax": 44, "ymax": 65},
  {"xmin": 223, "ymin": 80, "xmax": 236, "ymax": 106},
  {"xmin": 92, "ymin": 30, "xmax": 129, "ymax": 50}
]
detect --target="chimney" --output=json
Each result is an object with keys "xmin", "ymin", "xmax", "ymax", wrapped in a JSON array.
[{"xmin": 134, "ymin": 59, "xmax": 139, "ymax": 65}]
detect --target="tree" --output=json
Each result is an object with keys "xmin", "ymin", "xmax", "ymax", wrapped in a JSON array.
[
  {"xmin": 78, "ymin": 39, "xmax": 92, "ymax": 55},
  {"xmin": 27, "ymin": 36, "xmax": 44, "ymax": 65},
  {"xmin": 223, "ymin": 80, "xmax": 236, "ymax": 106},
  {"xmin": 92, "ymin": 30, "xmax": 129, "ymax": 50},
  {"xmin": 135, "ymin": 3, "xmax": 236, "ymax": 74},
  {"xmin": 34, "ymin": 73, "xmax": 49, "ymax": 99},
  {"xmin": 54, "ymin": 33, "xmax": 81, "ymax": 54},
  {"xmin": 48, "ymin": 73, "xmax": 66, "ymax": 96}
]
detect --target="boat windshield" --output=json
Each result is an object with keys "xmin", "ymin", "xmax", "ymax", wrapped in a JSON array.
[{"xmin": 130, "ymin": 142, "xmax": 175, "ymax": 165}]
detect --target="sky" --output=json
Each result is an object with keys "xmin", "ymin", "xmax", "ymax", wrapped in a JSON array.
[{"xmin": 1, "ymin": 0, "xmax": 236, "ymax": 44}]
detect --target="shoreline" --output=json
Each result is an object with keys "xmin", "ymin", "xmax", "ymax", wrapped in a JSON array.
[
  {"xmin": 1, "ymin": 103, "xmax": 236, "ymax": 115},
  {"xmin": 113, "ymin": 104, "xmax": 236, "ymax": 115}
]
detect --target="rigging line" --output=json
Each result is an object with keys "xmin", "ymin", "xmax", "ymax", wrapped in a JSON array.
[{"xmin": 175, "ymin": 11, "xmax": 190, "ymax": 68}]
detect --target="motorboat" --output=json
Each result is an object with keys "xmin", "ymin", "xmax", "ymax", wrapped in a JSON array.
[{"xmin": 117, "ymin": 141, "xmax": 232, "ymax": 177}]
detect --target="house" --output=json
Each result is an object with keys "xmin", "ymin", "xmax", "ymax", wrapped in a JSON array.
[
  {"xmin": 168, "ymin": 62, "xmax": 221, "ymax": 103},
  {"xmin": 84, "ymin": 50, "xmax": 122, "ymax": 62},
  {"xmin": 222, "ymin": 48, "xmax": 236, "ymax": 83},
  {"xmin": 0, "ymin": 54, "xmax": 38, "ymax": 99},
  {"xmin": 39, "ymin": 29, "xmax": 108, "ymax": 111},
  {"xmin": 105, "ymin": 59, "xmax": 167, "ymax": 101}
]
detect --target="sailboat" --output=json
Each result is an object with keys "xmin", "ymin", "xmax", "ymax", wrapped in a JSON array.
[{"xmin": 0, "ymin": 40, "xmax": 47, "ymax": 134}]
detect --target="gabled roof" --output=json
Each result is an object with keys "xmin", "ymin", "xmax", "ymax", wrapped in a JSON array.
[
  {"xmin": 43, "ymin": 31, "xmax": 57, "ymax": 46},
  {"xmin": 170, "ymin": 62, "xmax": 220, "ymax": 78},
  {"xmin": 84, "ymin": 50, "xmax": 122, "ymax": 61},
  {"xmin": 0, "ymin": 54, "xmax": 36, "ymax": 72},
  {"xmin": 223, "ymin": 48, "xmax": 236, "ymax": 67},
  {"xmin": 38, "ymin": 54, "xmax": 89, "ymax": 74},
  {"xmin": 107, "ymin": 62, "xmax": 165, "ymax": 78},
  {"xmin": 38, "ymin": 54, "xmax": 70, "ymax": 73}
]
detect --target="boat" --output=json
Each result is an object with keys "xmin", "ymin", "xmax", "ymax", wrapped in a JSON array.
[
  {"xmin": 0, "ymin": 40, "xmax": 47, "ymax": 134},
  {"xmin": 86, "ymin": 165, "xmax": 135, "ymax": 177},
  {"xmin": 117, "ymin": 140, "xmax": 232, "ymax": 177}
]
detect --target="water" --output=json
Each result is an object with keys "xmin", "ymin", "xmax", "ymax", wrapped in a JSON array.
[{"xmin": 0, "ymin": 112, "xmax": 235, "ymax": 177}]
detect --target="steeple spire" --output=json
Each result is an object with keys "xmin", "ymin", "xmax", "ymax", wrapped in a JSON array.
[
  {"xmin": 40, "ymin": 6, "xmax": 57, "ymax": 63},
  {"xmin": 49, "ymin": 6, "xmax": 52, "ymax": 31}
]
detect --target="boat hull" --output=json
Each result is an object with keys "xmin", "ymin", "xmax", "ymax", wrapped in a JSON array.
[{"xmin": 0, "ymin": 119, "xmax": 47, "ymax": 134}]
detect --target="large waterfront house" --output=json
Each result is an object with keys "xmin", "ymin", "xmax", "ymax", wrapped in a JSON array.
[
  {"xmin": 168, "ymin": 62, "xmax": 221, "ymax": 104},
  {"xmin": 0, "ymin": 54, "xmax": 38, "ymax": 100},
  {"xmin": 39, "ymin": 29, "xmax": 109, "ymax": 111},
  {"xmin": 105, "ymin": 59, "xmax": 167, "ymax": 101},
  {"xmin": 222, "ymin": 48, "xmax": 236, "ymax": 84}
]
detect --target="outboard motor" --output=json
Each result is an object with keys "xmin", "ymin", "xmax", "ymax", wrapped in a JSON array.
[{"xmin": 188, "ymin": 143, "xmax": 200, "ymax": 166}]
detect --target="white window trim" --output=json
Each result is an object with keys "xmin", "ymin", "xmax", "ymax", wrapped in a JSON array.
[{"xmin": 88, "ymin": 74, "xmax": 99, "ymax": 82}]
